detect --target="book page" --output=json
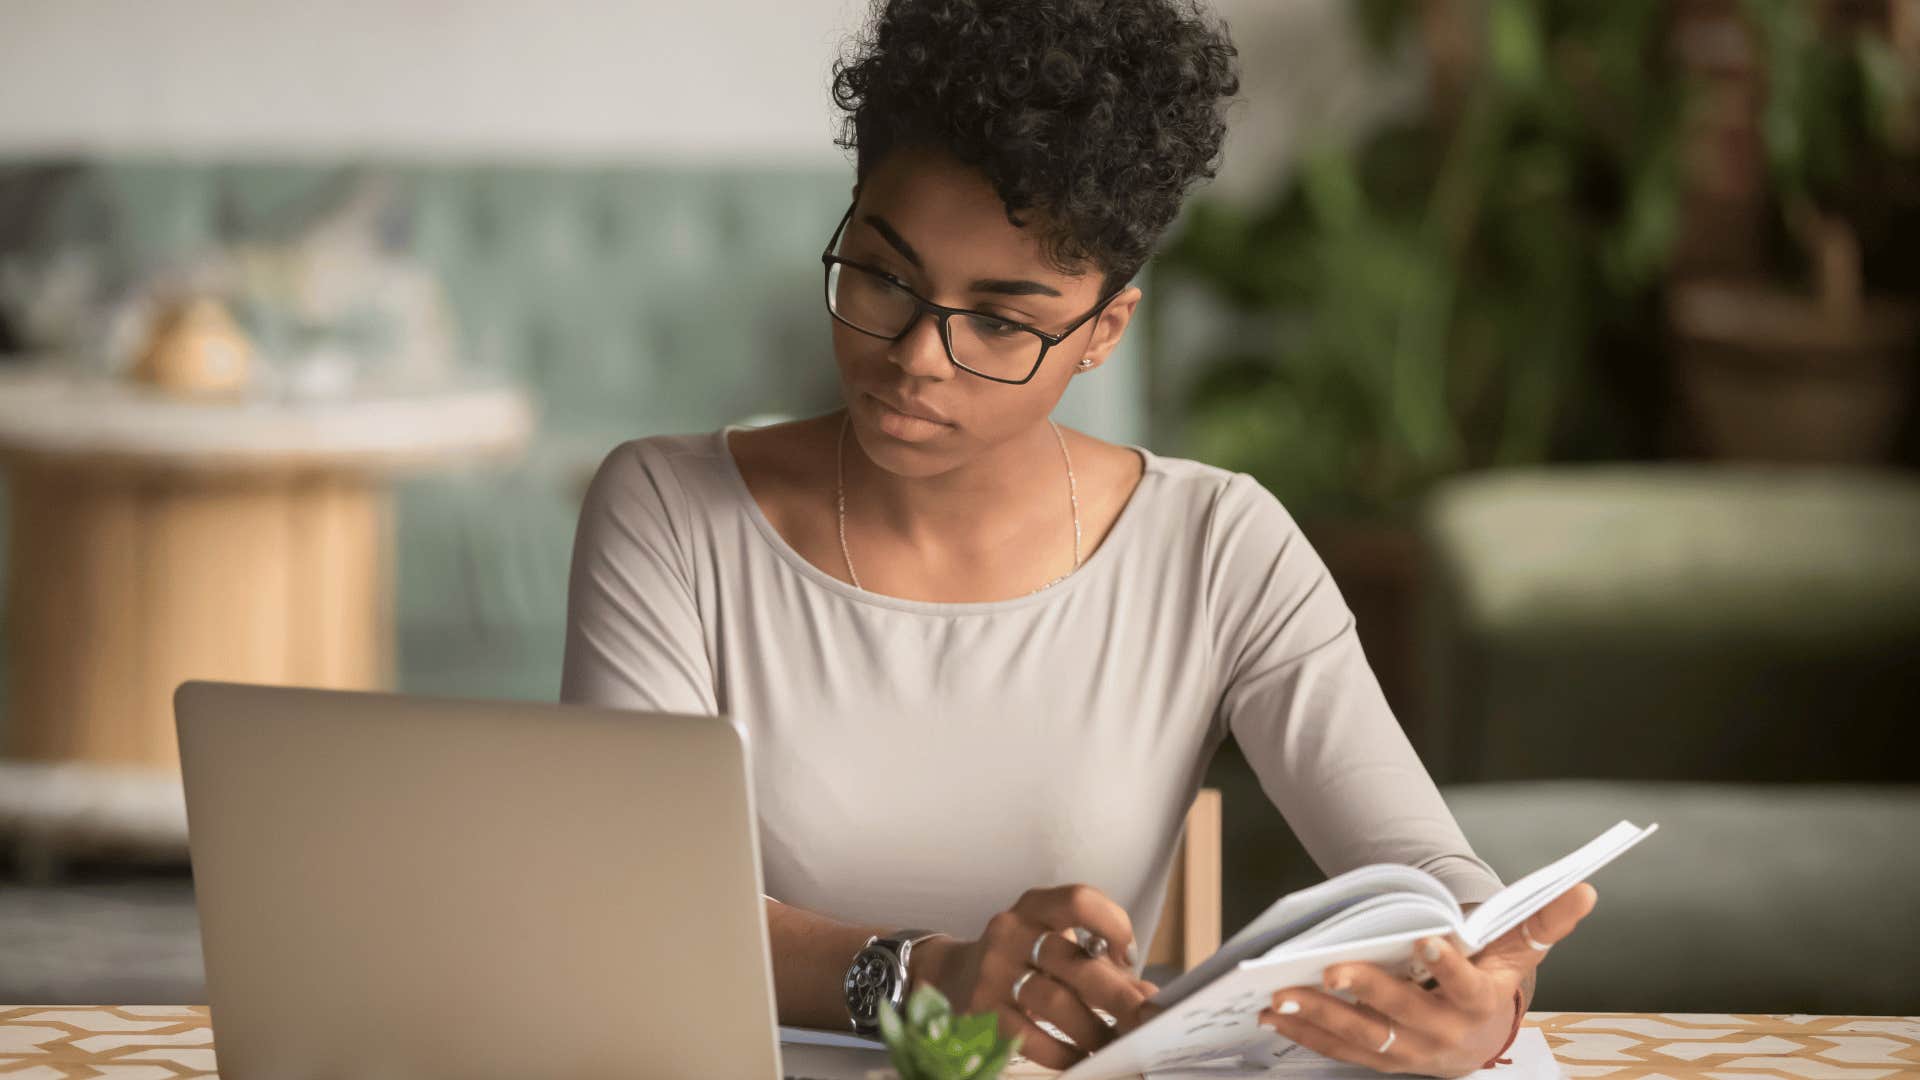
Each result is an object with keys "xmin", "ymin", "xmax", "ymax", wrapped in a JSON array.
[
  {"xmin": 1143, "ymin": 1025, "xmax": 1564, "ymax": 1080},
  {"xmin": 1151, "ymin": 862, "xmax": 1453, "ymax": 1007},
  {"xmin": 1064, "ymin": 821, "xmax": 1654, "ymax": 1080},
  {"xmin": 1463, "ymin": 821, "xmax": 1658, "ymax": 948},
  {"xmin": 1265, "ymin": 892, "xmax": 1459, "ymax": 957},
  {"xmin": 1060, "ymin": 928, "xmax": 1443, "ymax": 1080}
]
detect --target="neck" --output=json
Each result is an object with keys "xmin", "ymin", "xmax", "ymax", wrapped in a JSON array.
[{"xmin": 840, "ymin": 410, "xmax": 1070, "ymax": 557}]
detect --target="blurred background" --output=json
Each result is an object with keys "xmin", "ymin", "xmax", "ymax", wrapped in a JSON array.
[{"xmin": 0, "ymin": 0, "xmax": 1915, "ymax": 1016}]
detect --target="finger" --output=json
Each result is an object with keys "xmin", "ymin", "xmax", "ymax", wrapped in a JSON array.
[
  {"xmin": 1320, "ymin": 959, "xmax": 1458, "ymax": 1042},
  {"xmin": 981, "ymin": 915, "xmax": 1113, "ymax": 1046},
  {"xmin": 1032, "ymin": 928, "xmax": 1154, "ymax": 1032},
  {"xmin": 1015, "ymin": 884, "xmax": 1139, "ymax": 969},
  {"xmin": 1483, "ymin": 883, "xmax": 1598, "ymax": 970},
  {"xmin": 1418, "ymin": 934, "xmax": 1506, "ymax": 1016},
  {"xmin": 1259, "ymin": 1012, "xmax": 1397, "ymax": 1074},
  {"xmin": 990, "ymin": 910, "xmax": 1121, "ymax": 1030},
  {"xmin": 996, "ymin": 1005, "xmax": 1080, "ymax": 1072},
  {"xmin": 1260, "ymin": 990, "xmax": 1434, "ymax": 1073},
  {"xmin": 1537, "ymin": 882, "xmax": 1598, "ymax": 940},
  {"xmin": 1013, "ymin": 969, "xmax": 1115, "ymax": 1053},
  {"xmin": 1133, "ymin": 977, "xmax": 1169, "ymax": 1024}
]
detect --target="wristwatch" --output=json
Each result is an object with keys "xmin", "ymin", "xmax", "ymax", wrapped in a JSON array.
[{"xmin": 844, "ymin": 929, "xmax": 944, "ymax": 1035}]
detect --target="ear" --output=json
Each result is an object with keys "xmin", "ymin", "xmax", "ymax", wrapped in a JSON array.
[{"xmin": 1071, "ymin": 286, "xmax": 1143, "ymax": 375}]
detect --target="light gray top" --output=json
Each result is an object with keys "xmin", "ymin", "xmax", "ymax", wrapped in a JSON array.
[{"xmin": 560, "ymin": 427, "xmax": 1504, "ymax": 959}]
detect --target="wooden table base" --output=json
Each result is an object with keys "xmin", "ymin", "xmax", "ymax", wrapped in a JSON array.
[{"xmin": 4, "ymin": 461, "xmax": 392, "ymax": 772}]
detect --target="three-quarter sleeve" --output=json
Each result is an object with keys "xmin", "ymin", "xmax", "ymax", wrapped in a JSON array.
[
  {"xmin": 560, "ymin": 440, "xmax": 719, "ymax": 716},
  {"xmin": 1205, "ymin": 473, "xmax": 1504, "ymax": 906}
]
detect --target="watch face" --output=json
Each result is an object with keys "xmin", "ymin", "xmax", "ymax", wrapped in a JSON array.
[{"xmin": 845, "ymin": 947, "xmax": 896, "ymax": 1022}]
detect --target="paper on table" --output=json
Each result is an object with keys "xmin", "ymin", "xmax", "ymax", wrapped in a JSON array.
[
  {"xmin": 1141, "ymin": 1027, "xmax": 1564, "ymax": 1080},
  {"xmin": 779, "ymin": 1024, "xmax": 888, "ymax": 1050},
  {"xmin": 779, "ymin": 1024, "xmax": 895, "ymax": 1079}
]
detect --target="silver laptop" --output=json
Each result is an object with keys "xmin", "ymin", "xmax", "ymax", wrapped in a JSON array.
[{"xmin": 174, "ymin": 680, "xmax": 890, "ymax": 1079}]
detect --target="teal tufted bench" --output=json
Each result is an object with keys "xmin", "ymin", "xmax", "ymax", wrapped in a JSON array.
[{"xmin": 0, "ymin": 159, "xmax": 1148, "ymax": 716}]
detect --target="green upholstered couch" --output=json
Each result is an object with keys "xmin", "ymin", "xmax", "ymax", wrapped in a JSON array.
[
  {"xmin": 1420, "ymin": 466, "xmax": 1920, "ymax": 1014},
  {"xmin": 1202, "ymin": 464, "xmax": 1920, "ymax": 1014},
  {"xmin": 0, "ymin": 159, "xmax": 1148, "ymax": 724}
]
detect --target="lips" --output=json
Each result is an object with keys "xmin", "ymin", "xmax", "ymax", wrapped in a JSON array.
[{"xmin": 868, "ymin": 392, "xmax": 952, "ymax": 426}]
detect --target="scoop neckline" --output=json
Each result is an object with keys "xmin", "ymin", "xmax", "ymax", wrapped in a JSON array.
[{"xmin": 715, "ymin": 422, "xmax": 1158, "ymax": 616}]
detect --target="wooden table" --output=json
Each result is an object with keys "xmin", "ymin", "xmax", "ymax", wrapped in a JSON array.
[
  {"xmin": 0, "ymin": 367, "xmax": 534, "ymax": 774},
  {"xmin": 1, "ymin": 1009, "xmax": 1914, "ymax": 1078}
]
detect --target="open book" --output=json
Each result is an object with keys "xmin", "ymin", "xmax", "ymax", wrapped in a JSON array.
[{"xmin": 1057, "ymin": 820, "xmax": 1659, "ymax": 1080}]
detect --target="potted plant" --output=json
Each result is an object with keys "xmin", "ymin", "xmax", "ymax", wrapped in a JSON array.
[
  {"xmin": 869, "ymin": 985, "xmax": 1023, "ymax": 1080},
  {"xmin": 1667, "ymin": 0, "xmax": 1920, "ymax": 462},
  {"xmin": 1154, "ymin": 0, "xmax": 1685, "ymax": 734}
]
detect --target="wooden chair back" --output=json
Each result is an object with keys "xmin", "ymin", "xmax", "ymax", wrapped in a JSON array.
[{"xmin": 1143, "ymin": 787, "xmax": 1221, "ymax": 972}]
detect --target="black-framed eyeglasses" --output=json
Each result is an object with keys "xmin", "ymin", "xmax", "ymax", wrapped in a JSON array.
[{"xmin": 819, "ymin": 202, "xmax": 1123, "ymax": 385}]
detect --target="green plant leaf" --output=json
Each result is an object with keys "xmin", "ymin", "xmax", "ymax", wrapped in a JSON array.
[
  {"xmin": 1490, "ymin": 0, "xmax": 1545, "ymax": 91},
  {"xmin": 878, "ymin": 1000, "xmax": 906, "ymax": 1049},
  {"xmin": 905, "ymin": 984, "xmax": 948, "ymax": 1029},
  {"xmin": 876, "ymin": 984, "xmax": 1022, "ymax": 1080}
]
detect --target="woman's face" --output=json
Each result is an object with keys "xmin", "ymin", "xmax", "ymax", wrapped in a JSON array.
[{"xmin": 829, "ymin": 146, "xmax": 1139, "ymax": 479}]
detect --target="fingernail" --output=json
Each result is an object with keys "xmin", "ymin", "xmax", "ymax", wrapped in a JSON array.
[
  {"xmin": 1278, "ymin": 999, "xmax": 1300, "ymax": 1015},
  {"xmin": 1329, "ymin": 975, "xmax": 1350, "ymax": 992},
  {"xmin": 1422, "ymin": 938, "xmax": 1443, "ymax": 963},
  {"xmin": 1126, "ymin": 941, "xmax": 1139, "ymax": 967}
]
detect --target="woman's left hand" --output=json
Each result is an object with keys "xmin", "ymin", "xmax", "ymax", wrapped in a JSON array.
[{"xmin": 1256, "ymin": 883, "xmax": 1598, "ymax": 1077}]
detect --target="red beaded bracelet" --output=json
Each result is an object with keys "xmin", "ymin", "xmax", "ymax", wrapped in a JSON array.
[{"xmin": 1477, "ymin": 988, "xmax": 1526, "ymax": 1069}]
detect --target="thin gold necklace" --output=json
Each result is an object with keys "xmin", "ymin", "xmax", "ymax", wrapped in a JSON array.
[{"xmin": 835, "ymin": 412, "xmax": 1082, "ymax": 596}]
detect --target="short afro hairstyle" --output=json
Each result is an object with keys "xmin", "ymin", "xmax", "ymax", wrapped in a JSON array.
[{"xmin": 831, "ymin": 0, "xmax": 1241, "ymax": 295}]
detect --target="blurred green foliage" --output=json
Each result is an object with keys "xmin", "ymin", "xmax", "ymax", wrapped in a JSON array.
[
  {"xmin": 1160, "ymin": 0, "xmax": 1684, "ymax": 521},
  {"xmin": 1743, "ymin": 0, "xmax": 1920, "ymax": 291},
  {"xmin": 877, "ymin": 985, "xmax": 1022, "ymax": 1080}
]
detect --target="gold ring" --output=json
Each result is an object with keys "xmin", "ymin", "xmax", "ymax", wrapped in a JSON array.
[
  {"xmin": 1376, "ymin": 1023, "xmax": 1397, "ymax": 1054},
  {"xmin": 1520, "ymin": 923, "xmax": 1552, "ymax": 952}
]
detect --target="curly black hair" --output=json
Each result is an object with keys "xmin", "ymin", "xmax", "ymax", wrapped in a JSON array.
[{"xmin": 831, "ymin": 0, "xmax": 1241, "ymax": 294}]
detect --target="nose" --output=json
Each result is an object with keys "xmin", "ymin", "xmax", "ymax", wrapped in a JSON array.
[{"xmin": 888, "ymin": 308, "xmax": 956, "ymax": 379}]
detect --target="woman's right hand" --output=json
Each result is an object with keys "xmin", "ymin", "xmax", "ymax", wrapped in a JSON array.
[{"xmin": 913, "ymin": 884, "xmax": 1164, "ymax": 1071}]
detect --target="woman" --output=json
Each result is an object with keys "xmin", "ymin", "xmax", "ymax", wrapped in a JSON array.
[{"xmin": 562, "ymin": 0, "xmax": 1596, "ymax": 1073}]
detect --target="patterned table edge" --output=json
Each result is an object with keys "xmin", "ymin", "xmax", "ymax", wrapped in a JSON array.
[
  {"xmin": 3, "ymin": 1008, "xmax": 1917, "ymax": 1078},
  {"xmin": 1, "ymin": 1005, "xmax": 216, "ymax": 1077},
  {"xmin": 1529, "ymin": 1012, "xmax": 1920, "ymax": 1080}
]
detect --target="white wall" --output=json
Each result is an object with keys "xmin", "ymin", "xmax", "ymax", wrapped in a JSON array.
[
  {"xmin": 0, "ymin": 0, "xmax": 870, "ymax": 164},
  {"xmin": 0, "ymin": 0, "xmax": 1408, "ymax": 201}
]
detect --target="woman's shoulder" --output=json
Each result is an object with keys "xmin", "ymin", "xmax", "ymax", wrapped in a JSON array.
[
  {"xmin": 582, "ymin": 426, "xmax": 748, "ymax": 526},
  {"xmin": 722, "ymin": 415, "xmax": 837, "ymax": 494},
  {"xmin": 1130, "ymin": 448, "xmax": 1301, "ymax": 538},
  {"xmin": 595, "ymin": 427, "xmax": 731, "ymax": 474},
  {"xmin": 584, "ymin": 418, "xmax": 841, "ymax": 538}
]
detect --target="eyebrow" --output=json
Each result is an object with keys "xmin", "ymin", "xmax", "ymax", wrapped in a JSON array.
[{"xmin": 861, "ymin": 213, "xmax": 1065, "ymax": 299}]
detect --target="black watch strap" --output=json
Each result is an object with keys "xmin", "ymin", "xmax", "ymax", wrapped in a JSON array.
[{"xmin": 846, "ymin": 929, "xmax": 944, "ymax": 1034}]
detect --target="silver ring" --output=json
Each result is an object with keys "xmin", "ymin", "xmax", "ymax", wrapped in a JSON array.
[
  {"xmin": 1520, "ymin": 923, "xmax": 1552, "ymax": 952},
  {"xmin": 1011, "ymin": 968, "xmax": 1037, "ymax": 1005},
  {"xmin": 1029, "ymin": 930, "xmax": 1053, "ymax": 968},
  {"xmin": 1376, "ymin": 1023, "xmax": 1397, "ymax": 1054}
]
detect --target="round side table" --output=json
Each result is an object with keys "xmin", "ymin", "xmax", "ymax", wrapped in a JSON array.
[{"xmin": 0, "ymin": 366, "xmax": 535, "ymax": 774}]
